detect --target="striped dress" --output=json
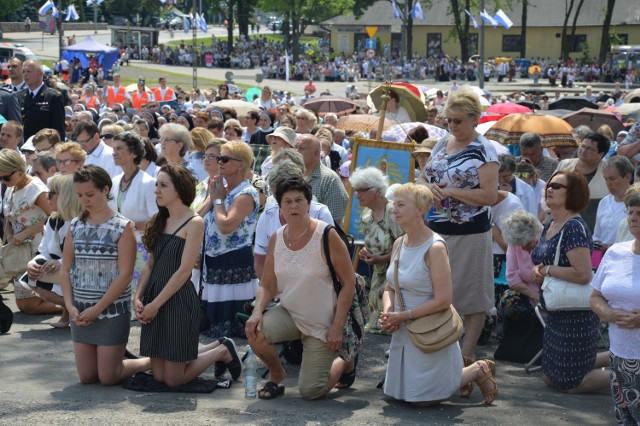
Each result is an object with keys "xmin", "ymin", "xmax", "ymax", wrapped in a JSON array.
[{"xmin": 140, "ymin": 233, "xmax": 200, "ymax": 362}]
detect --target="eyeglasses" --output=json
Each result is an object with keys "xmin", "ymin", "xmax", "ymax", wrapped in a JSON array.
[
  {"xmin": 35, "ymin": 145, "xmax": 52, "ymax": 153},
  {"xmin": 579, "ymin": 144, "xmax": 599, "ymax": 153},
  {"xmin": 160, "ymin": 138, "xmax": 178, "ymax": 143},
  {"xmin": 515, "ymin": 172, "xmax": 532, "ymax": 179},
  {"xmin": 113, "ymin": 109, "xmax": 122, "ymax": 112},
  {"xmin": 100, "ymin": 133, "xmax": 114, "ymax": 139},
  {"xmin": 203, "ymin": 154, "xmax": 219, "ymax": 161},
  {"xmin": 354, "ymin": 187, "xmax": 373, "ymax": 194},
  {"xmin": 0, "ymin": 170, "xmax": 16, "ymax": 182},
  {"xmin": 445, "ymin": 117, "xmax": 466, "ymax": 125},
  {"xmin": 216, "ymin": 155, "xmax": 242, "ymax": 164},
  {"xmin": 47, "ymin": 191, "xmax": 57, "ymax": 199},
  {"xmin": 548, "ymin": 182, "xmax": 568, "ymax": 190},
  {"xmin": 56, "ymin": 159, "xmax": 79, "ymax": 166}
]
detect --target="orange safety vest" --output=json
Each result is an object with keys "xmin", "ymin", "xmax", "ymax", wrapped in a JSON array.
[
  {"xmin": 131, "ymin": 91, "xmax": 149, "ymax": 110},
  {"xmin": 107, "ymin": 86, "xmax": 126, "ymax": 107},
  {"xmin": 82, "ymin": 96, "xmax": 99, "ymax": 110},
  {"xmin": 152, "ymin": 87, "xmax": 174, "ymax": 102}
]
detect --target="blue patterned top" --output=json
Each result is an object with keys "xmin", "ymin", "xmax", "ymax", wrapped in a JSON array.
[
  {"xmin": 204, "ymin": 179, "xmax": 259, "ymax": 257},
  {"xmin": 531, "ymin": 217, "xmax": 593, "ymax": 267},
  {"xmin": 69, "ymin": 214, "xmax": 132, "ymax": 319}
]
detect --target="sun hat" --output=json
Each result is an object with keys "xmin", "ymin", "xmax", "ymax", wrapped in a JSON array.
[
  {"xmin": 411, "ymin": 138, "xmax": 438, "ymax": 158},
  {"xmin": 266, "ymin": 126, "xmax": 297, "ymax": 147}
]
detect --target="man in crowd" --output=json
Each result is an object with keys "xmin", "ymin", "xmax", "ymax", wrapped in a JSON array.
[
  {"xmin": 3, "ymin": 58, "xmax": 26, "ymax": 92},
  {"xmin": 152, "ymin": 76, "xmax": 177, "ymax": 103},
  {"xmin": 128, "ymin": 79, "xmax": 153, "ymax": 112},
  {"xmin": 517, "ymin": 132, "xmax": 558, "ymax": 182},
  {"xmin": 73, "ymin": 121, "xmax": 121, "ymax": 177},
  {"xmin": 0, "ymin": 86, "xmax": 21, "ymax": 124},
  {"xmin": 0, "ymin": 121, "xmax": 22, "ymax": 151},
  {"xmin": 296, "ymin": 134, "xmax": 348, "ymax": 226},
  {"xmin": 18, "ymin": 60, "xmax": 65, "ymax": 141},
  {"xmin": 106, "ymin": 73, "xmax": 126, "ymax": 108}
]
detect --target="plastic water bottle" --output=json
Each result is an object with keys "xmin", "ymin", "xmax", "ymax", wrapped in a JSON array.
[{"xmin": 244, "ymin": 347, "xmax": 257, "ymax": 399}]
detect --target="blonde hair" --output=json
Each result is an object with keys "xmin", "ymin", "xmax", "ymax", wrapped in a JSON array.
[
  {"xmin": 55, "ymin": 142, "xmax": 87, "ymax": 162},
  {"xmin": 393, "ymin": 183, "xmax": 434, "ymax": 211},
  {"xmin": 221, "ymin": 140, "xmax": 254, "ymax": 174},
  {"xmin": 101, "ymin": 124, "xmax": 125, "ymax": 138},
  {"xmin": 48, "ymin": 174, "xmax": 82, "ymax": 221},
  {"xmin": 191, "ymin": 127, "xmax": 214, "ymax": 153},
  {"xmin": 444, "ymin": 88, "xmax": 483, "ymax": 120},
  {"xmin": 0, "ymin": 149, "xmax": 26, "ymax": 174}
]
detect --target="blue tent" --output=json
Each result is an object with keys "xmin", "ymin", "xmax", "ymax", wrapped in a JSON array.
[{"xmin": 61, "ymin": 36, "xmax": 119, "ymax": 71}]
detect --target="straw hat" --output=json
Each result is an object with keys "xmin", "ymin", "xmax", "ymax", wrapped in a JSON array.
[
  {"xmin": 411, "ymin": 138, "xmax": 438, "ymax": 158},
  {"xmin": 265, "ymin": 126, "xmax": 297, "ymax": 147}
]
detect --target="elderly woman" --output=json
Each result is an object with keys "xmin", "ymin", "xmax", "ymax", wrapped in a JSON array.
[
  {"xmin": 55, "ymin": 142, "xmax": 86, "ymax": 175},
  {"xmin": 591, "ymin": 183, "xmax": 640, "ymax": 424},
  {"xmin": 593, "ymin": 156, "xmax": 633, "ymax": 252},
  {"xmin": 246, "ymin": 176, "xmax": 357, "ymax": 400},
  {"xmin": 1, "ymin": 149, "xmax": 52, "ymax": 292},
  {"xmin": 349, "ymin": 167, "xmax": 403, "ymax": 333},
  {"xmin": 556, "ymin": 131, "xmax": 610, "ymax": 231},
  {"xmin": 158, "ymin": 123, "xmax": 198, "ymax": 178},
  {"xmin": 200, "ymin": 140, "xmax": 260, "ymax": 338},
  {"xmin": 110, "ymin": 132, "xmax": 158, "ymax": 307},
  {"xmin": 254, "ymin": 158, "xmax": 334, "ymax": 279},
  {"xmin": 423, "ymin": 88, "xmax": 499, "ymax": 372},
  {"xmin": 381, "ymin": 183, "xmax": 498, "ymax": 405},
  {"xmin": 530, "ymin": 170, "xmax": 610, "ymax": 393},
  {"xmin": 260, "ymin": 127, "xmax": 298, "ymax": 180},
  {"xmin": 24, "ymin": 174, "xmax": 83, "ymax": 327},
  {"xmin": 294, "ymin": 108, "xmax": 317, "ymax": 134}
]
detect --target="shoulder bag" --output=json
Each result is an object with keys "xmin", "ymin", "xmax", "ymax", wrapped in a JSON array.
[
  {"xmin": 540, "ymin": 225, "xmax": 592, "ymax": 311},
  {"xmin": 322, "ymin": 225, "xmax": 370, "ymax": 362},
  {"xmin": 393, "ymin": 235, "xmax": 463, "ymax": 353}
]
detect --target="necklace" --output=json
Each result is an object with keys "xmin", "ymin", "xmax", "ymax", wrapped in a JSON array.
[
  {"xmin": 285, "ymin": 221, "xmax": 311, "ymax": 248},
  {"xmin": 120, "ymin": 168, "xmax": 140, "ymax": 192}
]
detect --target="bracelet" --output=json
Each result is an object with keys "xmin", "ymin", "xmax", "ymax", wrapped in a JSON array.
[
  {"xmin": 408, "ymin": 309, "xmax": 414, "ymax": 320},
  {"xmin": 545, "ymin": 265, "xmax": 551, "ymax": 277}
]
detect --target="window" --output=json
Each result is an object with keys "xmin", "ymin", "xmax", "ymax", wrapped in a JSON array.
[
  {"xmin": 566, "ymin": 34, "xmax": 587, "ymax": 52},
  {"xmin": 502, "ymin": 35, "xmax": 522, "ymax": 52},
  {"xmin": 468, "ymin": 34, "xmax": 479, "ymax": 56},
  {"xmin": 427, "ymin": 33, "xmax": 442, "ymax": 57}
]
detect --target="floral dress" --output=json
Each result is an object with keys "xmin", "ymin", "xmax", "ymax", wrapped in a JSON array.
[
  {"xmin": 3, "ymin": 179, "xmax": 48, "ymax": 297},
  {"xmin": 359, "ymin": 202, "xmax": 403, "ymax": 332}
]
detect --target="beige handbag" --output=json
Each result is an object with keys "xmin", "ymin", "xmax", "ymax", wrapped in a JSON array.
[
  {"xmin": 393, "ymin": 236, "xmax": 463, "ymax": 353},
  {"xmin": 1, "ymin": 190, "xmax": 34, "ymax": 278}
]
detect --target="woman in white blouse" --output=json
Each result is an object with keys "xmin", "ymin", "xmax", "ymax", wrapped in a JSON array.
[{"xmin": 110, "ymin": 132, "xmax": 158, "ymax": 302}]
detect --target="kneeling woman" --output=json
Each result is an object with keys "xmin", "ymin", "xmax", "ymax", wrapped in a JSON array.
[
  {"xmin": 60, "ymin": 166, "xmax": 150, "ymax": 385},
  {"xmin": 381, "ymin": 183, "xmax": 498, "ymax": 405},
  {"xmin": 135, "ymin": 165, "xmax": 241, "ymax": 387}
]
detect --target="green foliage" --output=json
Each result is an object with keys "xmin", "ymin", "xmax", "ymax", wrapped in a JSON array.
[
  {"xmin": 2, "ymin": 0, "xmax": 29, "ymax": 20},
  {"xmin": 609, "ymin": 29, "xmax": 624, "ymax": 47}
]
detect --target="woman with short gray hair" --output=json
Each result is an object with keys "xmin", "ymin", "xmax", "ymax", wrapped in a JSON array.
[
  {"xmin": 158, "ymin": 123, "xmax": 197, "ymax": 178},
  {"xmin": 593, "ymin": 155, "xmax": 634, "ymax": 250},
  {"xmin": 349, "ymin": 167, "xmax": 403, "ymax": 333}
]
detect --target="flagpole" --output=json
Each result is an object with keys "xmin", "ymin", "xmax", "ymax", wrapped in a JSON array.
[
  {"xmin": 93, "ymin": 2, "xmax": 98, "ymax": 34},
  {"xmin": 479, "ymin": 0, "xmax": 485, "ymax": 90},
  {"xmin": 57, "ymin": 0, "xmax": 63, "ymax": 62},
  {"xmin": 192, "ymin": 0, "xmax": 198, "ymax": 89}
]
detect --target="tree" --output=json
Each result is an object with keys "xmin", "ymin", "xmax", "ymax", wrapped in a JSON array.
[
  {"xmin": 448, "ymin": 0, "xmax": 472, "ymax": 62},
  {"xmin": 598, "ymin": 0, "xmax": 616, "ymax": 67},
  {"xmin": 519, "ymin": 0, "xmax": 528, "ymax": 59},
  {"xmin": 560, "ymin": 0, "xmax": 585, "ymax": 61}
]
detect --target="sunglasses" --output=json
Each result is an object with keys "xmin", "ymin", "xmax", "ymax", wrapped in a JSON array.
[
  {"xmin": 548, "ymin": 182, "xmax": 567, "ymax": 190},
  {"xmin": 0, "ymin": 170, "xmax": 16, "ymax": 182},
  {"xmin": 56, "ymin": 159, "xmax": 79, "ymax": 166},
  {"xmin": 354, "ymin": 187, "xmax": 373, "ymax": 194},
  {"xmin": 216, "ymin": 155, "xmax": 242, "ymax": 164},
  {"xmin": 47, "ymin": 191, "xmax": 57, "ymax": 199},
  {"xmin": 100, "ymin": 133, "xmax": 114, "ymax": 139},
  {"xmin": 515, "ymin": 172, "xmax": 532, "ymax": 179},
  {"xmin": 445, "ymin": 117, "xmax": 466, "ymax": 125},
  {"xmin": 113, "ymin": 109, "xmax": 121, "ymax": 112}
]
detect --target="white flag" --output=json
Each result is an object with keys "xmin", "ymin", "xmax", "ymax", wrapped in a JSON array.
[
  {"xmin": 480, "ymin": 9, "xmax": 498, "ymax": 27},
  {"xmin": 411, "ymin": 2, "xmax": 425, "ymax": 20},
  {"xmin": 494, "ymin": 9, "xmax": 514, "ymax": 29},
  {"xmin": 465, "ymin": 9, "xmax": 479, "ymax": 29},
  {"xmin": 391, "ymin": 0, "xmax": 401, "ymax": 19},
  {"xmin": 285, "ymin": 51, "xmax": 290, "ymax": 83}
]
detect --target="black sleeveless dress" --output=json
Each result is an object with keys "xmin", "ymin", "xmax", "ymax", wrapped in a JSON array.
[{"xmin": 140, "ymin": 234, "xmax": 200, "ymax": 362}]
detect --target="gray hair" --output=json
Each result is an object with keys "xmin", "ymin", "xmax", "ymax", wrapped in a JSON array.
[
  {"xmin": 349, "ymin": 167, "xmax": 389, "ymax": 194},
  {"xmin": 519, "ymin": 132, "xmax": 542, "ymax": 149},
  {"xmin": 498, "ymin": 154, "xmax": 517, "ymax": 173},
  {"xmin": 624, "ymin": 183, "xmax": 640, "ymax": 209},
  {"xmin": 159, "ymin": 122, "xmax": 191, "ymax": 156},
  {"xmin": 603, "ymin": 155, "xmax": 634, "ymax": 179},
  {"xmin": 501, "ymin": 210, "xmax": 543, "ymax": 247},
  {"xmin": 272, "ymin": 148, "xmax": 305, "ymax": 173},
  {"xmin": 32, "ymin": 152, "xmax": 57, "ymax": 171},
  {"xmin": 573, "ymin": 125, "xmax": 592, "ymax": 140},
  {"xmin": 268, "ymin": 159, "xmax": 304, "ymax": 190}
]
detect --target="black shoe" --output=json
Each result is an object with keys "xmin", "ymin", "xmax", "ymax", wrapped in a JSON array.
[
  {"xmin": 221, "ymin": 337, "xmax": 242, "ymax": 380},
  {"xmin": 124, "ymin": 349, "xmax": 139, "ymax": 359},
  {"xmin": 214, "ymin": 361, "xmax": 227, "ymax": 378}
]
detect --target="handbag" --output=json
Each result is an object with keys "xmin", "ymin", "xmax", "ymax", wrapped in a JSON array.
[
  {"xmin": 393, "ymin": 235, "xmax": 463, "ymax": 353},
  {"xmin": 540, "ymin": 225, "xmax": 592, "ymax": 311},
  {"xmin": 322, "ymin": 225, "xmax": 370, "ymax": 362},
  {"xmin": 1, "ymin": 193, "xmax": 33, "ymax": 278}
]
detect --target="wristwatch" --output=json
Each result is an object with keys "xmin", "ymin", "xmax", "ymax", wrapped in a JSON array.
[{"xmin": 213, "ymin": 199, "xmax": 223, "ymax": 206}]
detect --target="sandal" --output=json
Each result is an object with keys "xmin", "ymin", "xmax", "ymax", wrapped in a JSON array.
[
  {"xmin": 475, "ymin": 359, "xmax": 498, "ymax": 405},
  {"xmin": 335, "ymin": 355, "xmax": 358, "ymax": 389},
  {"xmin": 258, "ymin": 381, "xmax": 285, "ymax": 399},
  {"xmin": 460, "ymin": 355, "xmax": 474, "ymax": 398}
]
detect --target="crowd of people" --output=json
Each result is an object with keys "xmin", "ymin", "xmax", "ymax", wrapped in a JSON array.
[{"xmin": 2, "ymin": 52, "xmax": 640, "ymax": 424}]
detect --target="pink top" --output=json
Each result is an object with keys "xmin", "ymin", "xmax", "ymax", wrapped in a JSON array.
[
  {"xmin": 506, "ymin": 245, "xmax": 540, "ymax": 306},
  {"xmin": 274, "ymin": 221, "xmax": 336, "ymax": 342}
]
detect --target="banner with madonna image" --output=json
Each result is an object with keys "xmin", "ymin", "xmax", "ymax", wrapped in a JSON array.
[{"xmin": 345, "ymin": 137, "xmax": 415, "ymax": 241}]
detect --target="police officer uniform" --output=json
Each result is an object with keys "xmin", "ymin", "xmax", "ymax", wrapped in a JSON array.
[
  {"xmin": 17, "ymin": 83, "xmax": 66, "ymax": 141},
  {"xmin": 0, "ymin": 87, "xmax": 21, "ymax": 123}
]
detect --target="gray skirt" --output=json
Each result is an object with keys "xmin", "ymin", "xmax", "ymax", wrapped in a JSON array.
[
  {"xmin": 441, "ymin": 230, "xmax": 494, "ymax": 315},
  {"xmin": 70, "ymin": 313, "xmax": 130, "ymax": 346}
]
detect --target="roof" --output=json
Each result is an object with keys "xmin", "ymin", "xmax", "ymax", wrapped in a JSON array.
[
  {"xmin": 61, "ymin": 36, "xmax": 118, "ymax": 53},
  {"xmin": 322, "ymin": 0, "xmax": 640, "ymax": 27}
]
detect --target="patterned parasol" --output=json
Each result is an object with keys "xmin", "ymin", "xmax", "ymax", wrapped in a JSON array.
[
  {"xmin": 336, "ymin": 114, "xmax": 397, "ymax": 133},
  {"xmin": 484, "ymin": 113, "xmax": 576, "ymax": 147}
]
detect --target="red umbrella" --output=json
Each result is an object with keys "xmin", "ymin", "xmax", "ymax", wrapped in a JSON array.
[
  {"xmin": 367, "ymin": 82, "xmax": 427, "ymax": 122},
  {"xmin": 486, "ymin": 102, "xmax": 532, "ymax": 115}
]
